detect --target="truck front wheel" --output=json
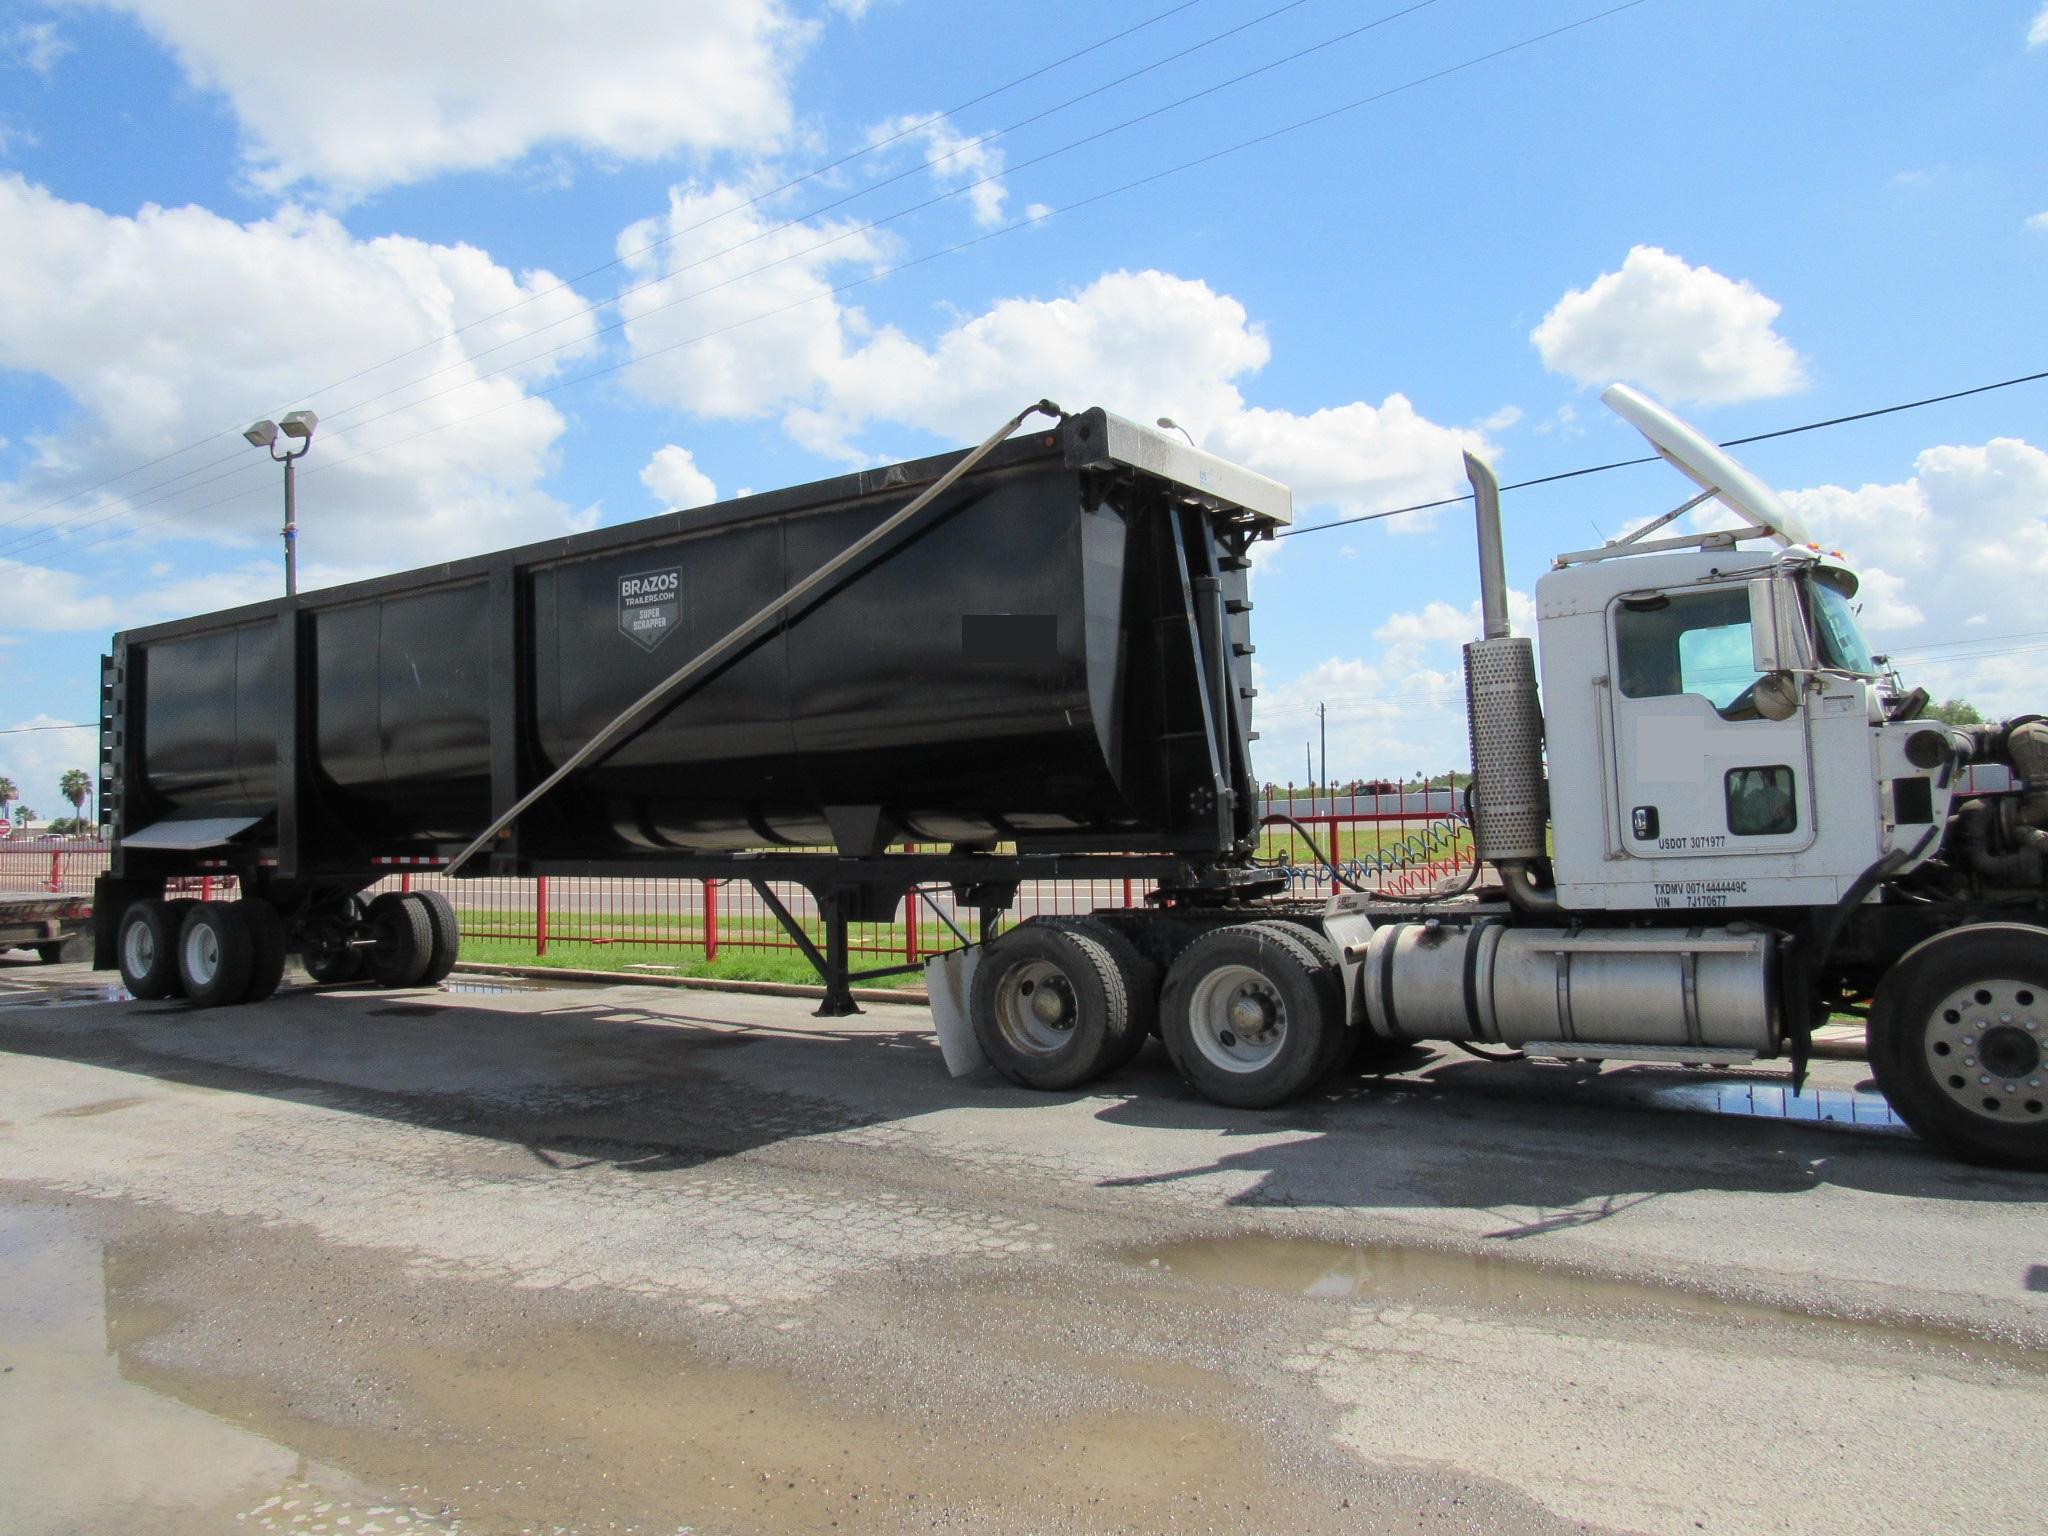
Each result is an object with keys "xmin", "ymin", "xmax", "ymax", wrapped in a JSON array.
[
  {"xmin": 1159, "ymin": 923, "xmax": 1343, "ymax": 1109},
  {"xmin": 1868, "ymin": 922, "xmax": 2048, "ymax": 1171}
]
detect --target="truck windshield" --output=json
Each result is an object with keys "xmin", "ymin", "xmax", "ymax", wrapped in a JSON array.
[{"xmin": 1809, "ymin": 573, "xmax": 1877, "ymax": 675}]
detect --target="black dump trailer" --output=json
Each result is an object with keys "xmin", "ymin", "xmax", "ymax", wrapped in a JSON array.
[{"xmin": 94, "ymin": 406, "xmax": 1295, "ymax": 1019}]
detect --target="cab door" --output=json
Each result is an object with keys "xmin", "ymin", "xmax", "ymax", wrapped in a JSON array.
[{"xmin": 1606, "ymin": 584, "xmax": 1814, "ymax": 862}]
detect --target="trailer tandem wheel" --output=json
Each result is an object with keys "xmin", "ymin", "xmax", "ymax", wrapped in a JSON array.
[
  {"xmin": 970, "ymin": 923, "xmax": 1135, "ymax": 1091},
  {"xmin": 364, "ymin": 892, "xmax": 435, "ymax": 988},
  {"xmin": 177, "ymin": 901, "xmax": 254, "ymax": 1008},
  {"xmin": 238, "ymin": 899, "xmax": 288, "ymax": 1004},
  {"xmin": 406, "ymin": 890, "xmax": 461, "ymax": 985},
  {"xmin": 1159, "ymin": 922, "xmax": 1344, "ymax": 1109},
  {"xmin": 1868, "ymin": 922, "xmax": 2048, "ymax": 1171},
  {"xmin": 117, "ymin": 898, "xmax": 183, "ymax": 1000},
  {"xmin": 301, "ymin": 894, "xmax": 368, "ymax": 984}
]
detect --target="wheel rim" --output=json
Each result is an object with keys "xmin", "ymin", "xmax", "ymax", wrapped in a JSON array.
[
  {"xmin": 1186, "ymin": 962, "xmax": 1287, "ymax": 1074},
  {"xmin": 182, "ymin": 923, "xmax": 220, "ymax": 989},
  {"xmin": 993, "ymin": 957, "xmax": 1079, "ymax": 1056},
  {"xmin": 1921, "ymin": 977, "xmax": 2047, "ymax": 1122},
  {"xmin": 121, "ymin": 919, "xmax": 155, "ymax": 979}
]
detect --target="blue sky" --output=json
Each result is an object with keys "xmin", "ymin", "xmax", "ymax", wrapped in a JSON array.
[{"xmin": 0, "ymin": 0, "xmax": 2044, "ymax": 811}]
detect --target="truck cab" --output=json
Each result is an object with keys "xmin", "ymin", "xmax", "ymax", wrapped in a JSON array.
[{"xmin": 1538, "ymin": 539, "xmax": 1954, "ymax": 914}]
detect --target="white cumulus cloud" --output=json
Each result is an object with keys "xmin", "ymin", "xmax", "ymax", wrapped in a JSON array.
[
  {"xmin": 0, "ymin": 174, "xmax": 602, "ymax": 582},
  {"xmin": 640, "ymin": 446, "xmax": 718, "ymax": 509},
  {"xmin": 1531, "ymin": 245, "xmax": 1808, "ymax": 405},
  {"xmin": 2027, "ymin": 211, "xmax": 2048, "ymax": 234},
  {"xmin": 2032, "ymin": 4, "xmax": 2048, "ymax": 47},
  {"xmin": 868, "ymin": 113, "xmax": 1009, "ymax": 228},
  {"xmin": 1782, "ymin": 437, "xmax": 2048, "ymax": 717},
  {"xmin": 82, "ymin": 0, "xmax": 805, "ymax": 197},
  {"xmin": 6, "ymin": 20, "xmax": 70, "ymax": 74}
]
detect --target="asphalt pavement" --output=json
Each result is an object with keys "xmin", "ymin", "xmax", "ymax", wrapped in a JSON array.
[{"xmin": 2, "ymin": 956, "xmax": 2043, "ymax": 1535}]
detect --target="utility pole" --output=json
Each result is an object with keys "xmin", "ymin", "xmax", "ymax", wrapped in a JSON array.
[
  {"xmin": 1304, "ymin": 741, "xmax": 1312, "ymax": 791},
  {"xmin": 1317, "ymin": 701, "xmax": 1327, "ymax": 800}
]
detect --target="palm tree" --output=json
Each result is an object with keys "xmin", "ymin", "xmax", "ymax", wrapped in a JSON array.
[
  {"xmin": 0, "ymin": 776, "xmax": 15, "ymax": 829},
  {"xmin": 59, "ymin": 768, "xmax": 92, "ymax": 831},
  {"xmin": 13, "ymin": 805, "xmax": 34, "ymax": 831}
]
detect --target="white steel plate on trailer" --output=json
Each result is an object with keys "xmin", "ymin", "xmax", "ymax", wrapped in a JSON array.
[{"xmin": 119, "ymin": 815, "xmax": 263, "ymax": 851}]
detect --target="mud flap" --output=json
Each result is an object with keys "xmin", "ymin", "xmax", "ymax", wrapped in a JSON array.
[{"xmin": 925, "ymin": 949, "xmax": 987, "ymax": 1077}]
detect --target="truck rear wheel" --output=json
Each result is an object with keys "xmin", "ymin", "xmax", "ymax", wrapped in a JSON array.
[
  {"xmin": 177, "ymin": 901, "xmax": 254, "ymax": 1008},
  {"xmin": 365, "ymin": 892, "xmax": 434, "ymax": 987},
  {"xmin": 1244, "ymin": 921, "xmax": 1355, "ymax": 1079},
  {"xmin": 117, "ymin": 899, "xmax": 182, "ymax": 1000},
  {"xmin": 1159, "ymin": 922, "xmax": 1343, "ymax": 1109},
  {"xmin": 1046, "ymin": 916, "xmax": 1157, "ymax": 1070},
  {"xmin": 1869, "ymin": 922, "xmax": 2048, "ymax": 1171},
  {"xmin": 970, "ymin": 922, "xmax": 1134, "ymax": 1090}
]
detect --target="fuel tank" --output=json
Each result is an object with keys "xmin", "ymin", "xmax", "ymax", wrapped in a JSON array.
[{"xmin": 108, "ymin": 409, "xmax": 1288, "ymax": 870}]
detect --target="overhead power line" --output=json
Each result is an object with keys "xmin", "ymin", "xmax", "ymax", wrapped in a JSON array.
[
  {"xmin": 14, "ymin": 0, "xmax": 1647, "ymax": 568},
  {"xmin": 0, "ymin": 0, "xmax": 1224, "ymax": 533},
  {"xmin": 0, "ymin": 0, "xmax": 1432, "ymax": 560},
  {"xmin": 1277, "ymin": 367, "xmax": 2048, "ymax": 539}
]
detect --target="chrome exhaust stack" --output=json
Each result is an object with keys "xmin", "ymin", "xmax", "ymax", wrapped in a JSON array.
[{"xmin": 1460, "ymin": 452, "xmax": 1555, "ymax": 912}]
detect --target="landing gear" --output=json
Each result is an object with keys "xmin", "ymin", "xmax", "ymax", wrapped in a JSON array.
[{"xmin": 1869, "ymin": 922, "xmax": 2048, "ymax": 1170}]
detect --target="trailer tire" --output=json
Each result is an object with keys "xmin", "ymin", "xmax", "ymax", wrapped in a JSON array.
[
  {"xmin": 1048, "ymin": 916, "xmax": 1157, "ymax": 1069},
  {"xmin": 238, "ymin": 900, "xmax": 288, "ymax": 1004},
  {"xmin": 301, "ymin": 894, "xmax": 367, "ymax": 984},
  {"xmin": 365, "ymin": 892, "xmax": 434, "ymax": 987},
  {"xmin": 1159, "ymin": 922, "xmax": 1343, "ymax": 1109},
  {"xmin": 177, "ymin": 901, "xmax": 254, "ymax": 1008},
  {"xmin": 117, "ymin": 899, "xmax": 182, "ymax": 1000},
  {"xmin": 1868, "ymin": 922, "xmax": 2048, "ymax": 1171},
  {"xmin": 971, "ymin": 923, "xmax": 1134, "ymax": 1090},
  {"xmin": 407, "ymin": 891, "xmax": 461, "ymax": 985}
]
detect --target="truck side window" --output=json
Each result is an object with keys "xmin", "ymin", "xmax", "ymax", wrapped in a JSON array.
[
  {"xmin": 1726, "ymin": 765, "xmax": 1797, "ymax": 835},
  {"xmin": 1615, "ymin": 589, "xmax": 1765, "ymax": 714}
]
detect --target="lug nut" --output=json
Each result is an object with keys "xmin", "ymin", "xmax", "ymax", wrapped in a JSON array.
[
  {"xmin": 1979, "ymin": 1075, "xmax": 1991, "ymax": 1085},
  {"xmin": 1963, "ymin": 1035, "xmax": 1976, "ymax": 1046}
]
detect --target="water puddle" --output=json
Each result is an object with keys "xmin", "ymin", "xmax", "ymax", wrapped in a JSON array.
[
  {"xmin": 3, "ymin": 1197, "xmax": 1363, "ymax": 1535},
  {"xmin": 0, "ymin": 1203, "xmax": 454, "ymax": 1535},
  {"xmin": 1644, "ymin": 1078, "xmax": 1907, "ymax": 1130},
  {"xmin": 0, "ymin": 981, "xmax": 134, "ymax": 1008},
  {"xmin": 1120, "ymin": 1234, "xmax": 2044, "ymax": 1369}
]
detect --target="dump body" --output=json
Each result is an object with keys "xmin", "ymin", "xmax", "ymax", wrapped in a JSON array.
[{"xmin": 101, "ymin": 410, "xmax": 1286, "ymax": 890}]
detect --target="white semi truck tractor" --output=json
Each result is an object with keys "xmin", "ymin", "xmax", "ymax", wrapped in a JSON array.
[{"xmin": 949, "ymin": 384, "xmax": 2048, "ymax": 1171}]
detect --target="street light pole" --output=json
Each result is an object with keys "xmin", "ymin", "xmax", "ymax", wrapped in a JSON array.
[
  {"xmin": 244, "ymin": 410, "xmax": 318, "ymax": 597},
  {"xmin": 281, "ymin": 449, "xmax": 299, "ymax": 596}
]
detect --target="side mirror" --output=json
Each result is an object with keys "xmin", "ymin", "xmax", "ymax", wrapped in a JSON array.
[
  {"xmin": 1748, "ymin": 574, "xmax": 1805, "ymax": 674},
  {"xmin": 1753, "ymin": 671, "xmax": 1800, "ymax": 721}
]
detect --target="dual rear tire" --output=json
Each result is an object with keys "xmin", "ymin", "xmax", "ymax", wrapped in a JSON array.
[
  {"xmin": 119, "ymin": 897, "xmax": 283, "ymax": 1005},
  {"xmin": 969, "ymin": 916, "xmax": 1349, "ymax": 1108},
  {"xmin": 115, "ymin": 888, "xmax": 461, "ymax": 1005}
]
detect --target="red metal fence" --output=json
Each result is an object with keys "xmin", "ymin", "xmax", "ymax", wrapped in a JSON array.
[{"xmin": 2, "ymin": 775, "xmax": 1474, "ymax": 971}]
